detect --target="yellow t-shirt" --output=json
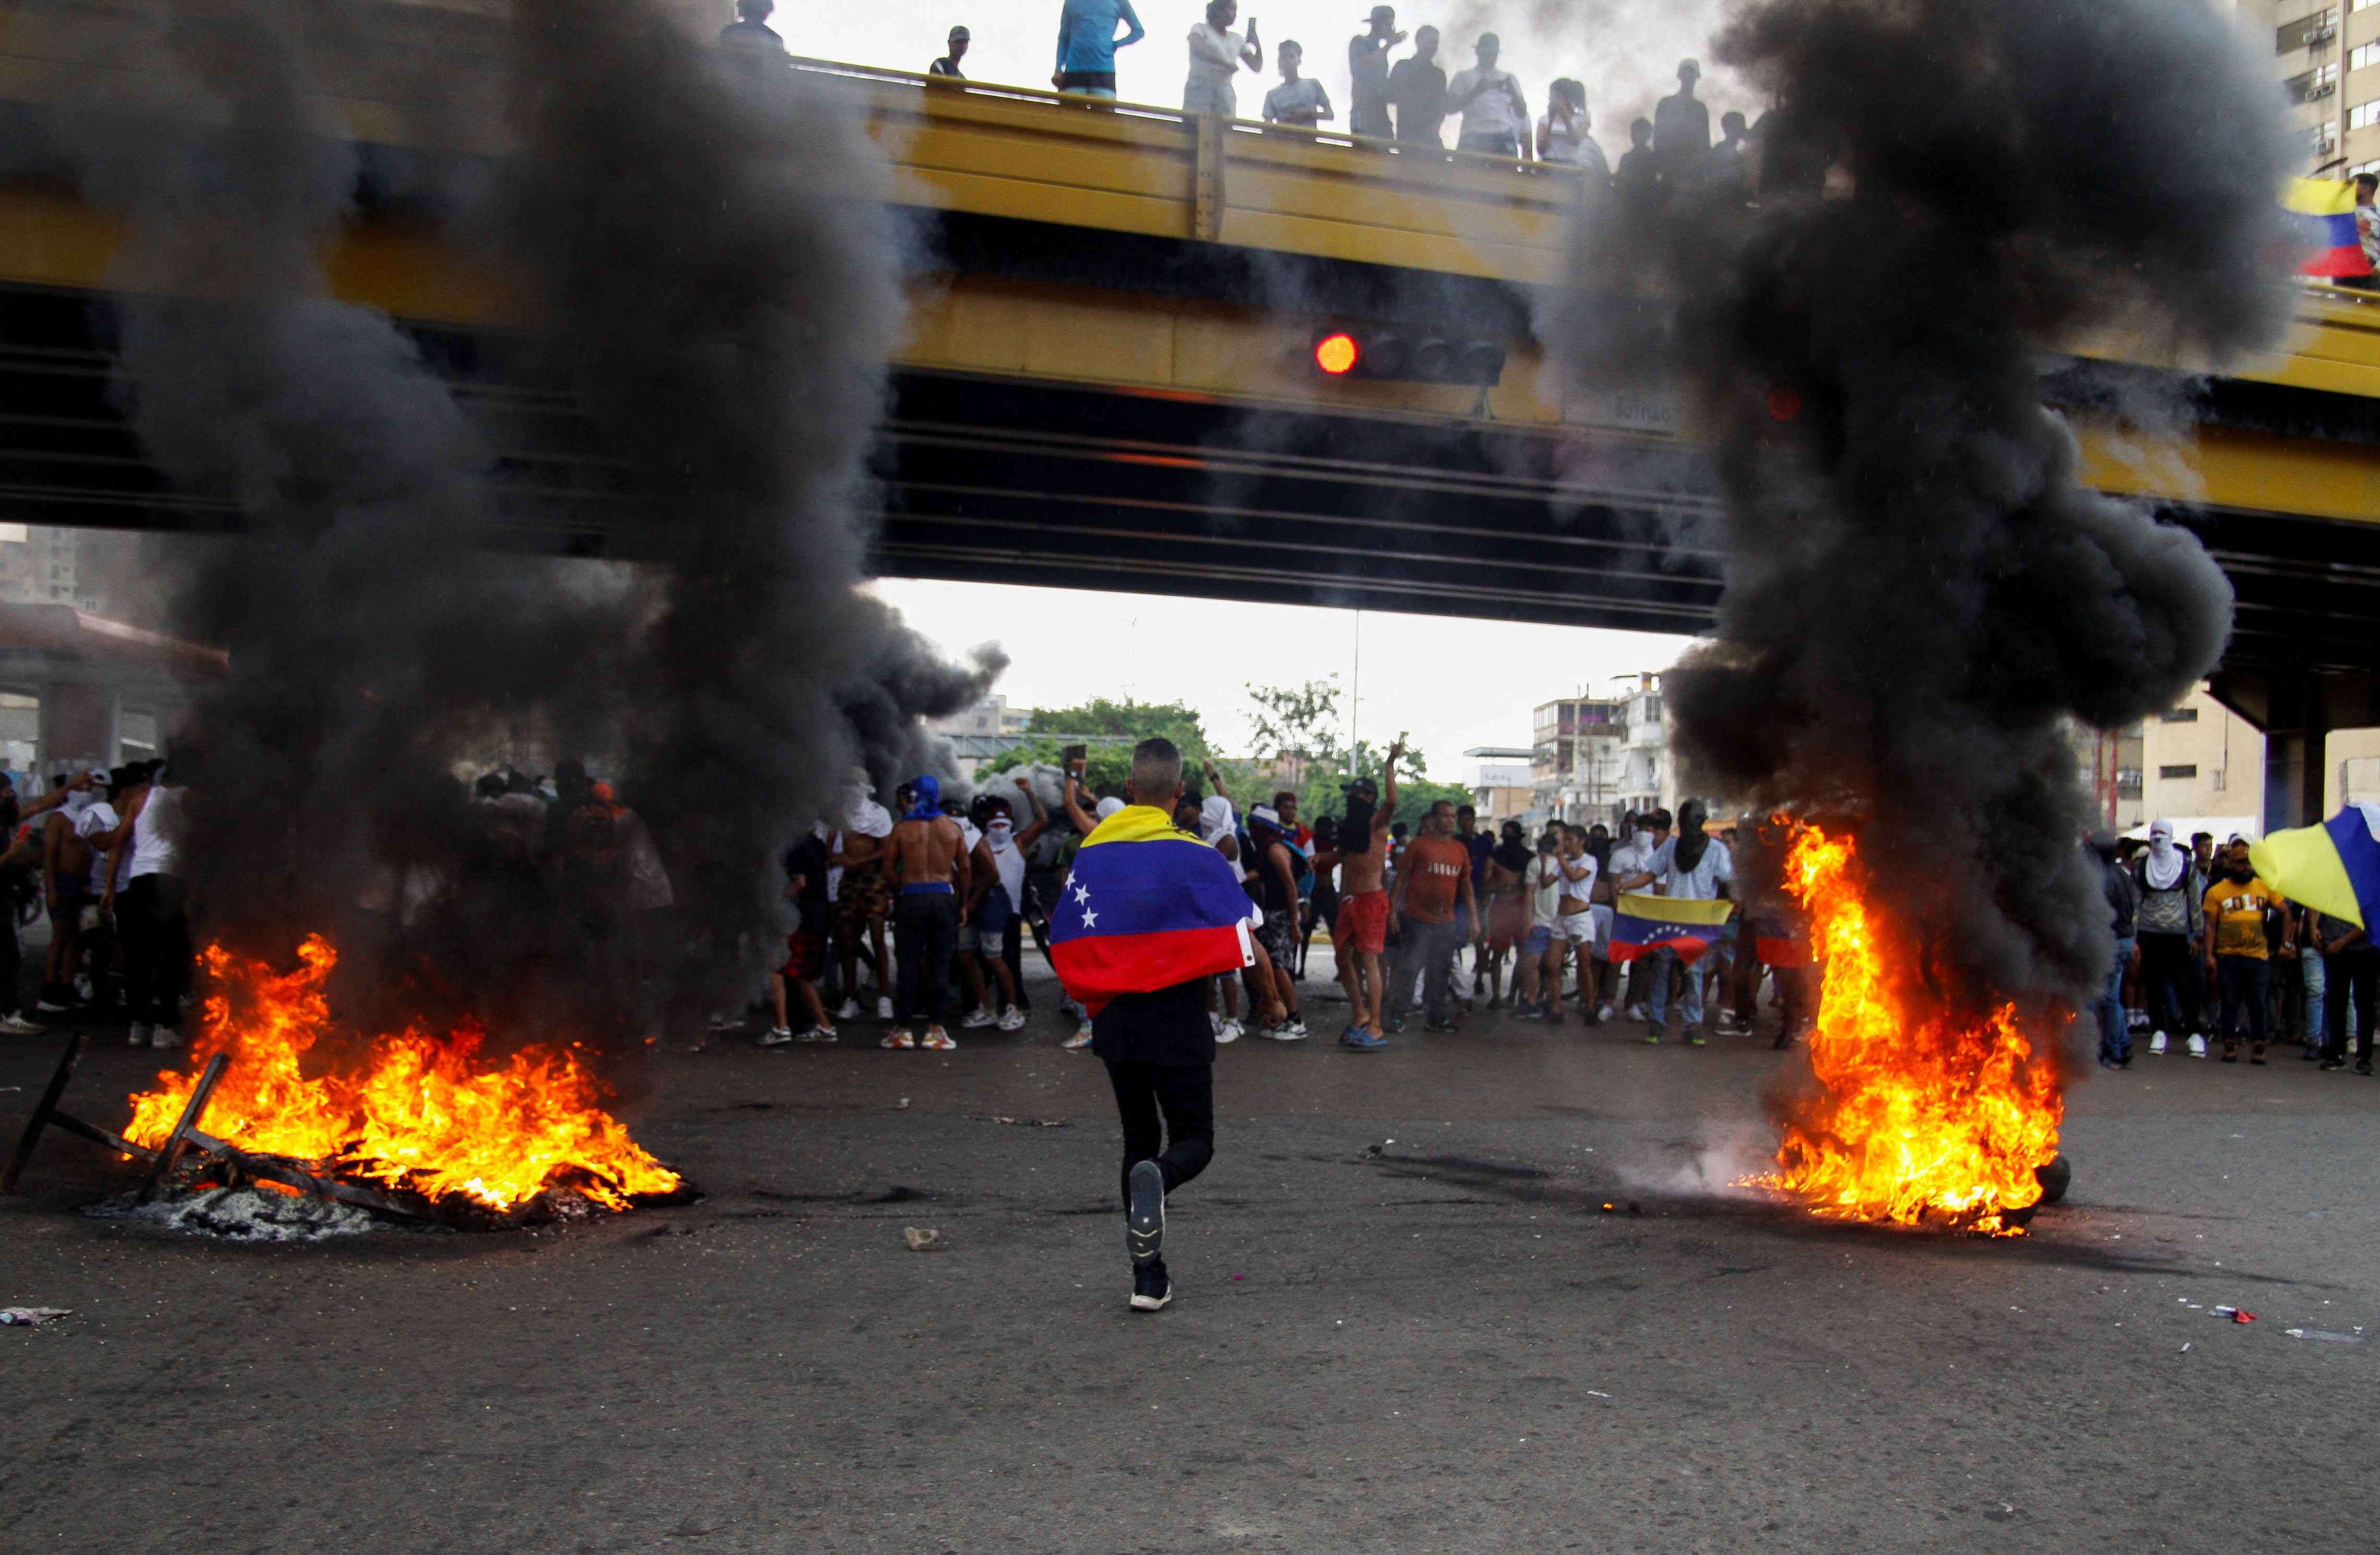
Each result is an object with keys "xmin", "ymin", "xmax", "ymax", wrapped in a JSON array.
[{"xmin": 2203, "ymin": 877, "xmax": 2281, "ymax": 959}]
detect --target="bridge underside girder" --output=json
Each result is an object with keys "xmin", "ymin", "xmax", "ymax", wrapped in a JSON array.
[{"xmin": 0, "ymin": 282, "xmax": 2373, "ymax": 688}]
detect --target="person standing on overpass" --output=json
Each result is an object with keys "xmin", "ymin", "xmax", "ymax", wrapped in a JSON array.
[
  {"xmin": 1347, "ymin": 5, "xmax": 1403, "ymax": 138},
  {"xmin": 1053, "ymin": 0, "xmax": 1145, "ymax": 100},
  {"xmin": 929, "ymin": 25, "xmax": 971, "ymax": 78},
  {"xmin": 1185, "ymin": 0, "xmax": 1263, "ymax": 118},
  {"xmin": 1446, "ymin": 32, "xmax": 1528, "ymax": 159}
]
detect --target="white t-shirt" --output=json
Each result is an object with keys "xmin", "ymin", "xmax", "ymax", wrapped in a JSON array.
[
  {"xmin": 983, "ymin": 823, "xmax": 1026, "ymax": 904},
  {"xmin": 1187, "ymin": 24, "xmax": 1242, "ymax": 86},
  {"xmin": 1647, "ymin": 835, "xmax": 1735, "ymax": 900},
  {"xmin": 1447, "ymin": 67, "xmax": 1524, "ymax": 140},
  {"xmin": 1554, "ymin": 850, "xmax": 1599, "ymax": 908},
  {"xmin": 1529, "ymin": 854, "xmax": 1565, "ymax": 928}
]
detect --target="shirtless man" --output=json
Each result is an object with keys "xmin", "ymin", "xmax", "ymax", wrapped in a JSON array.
[
  {"xmin": 1329, "ymin": 741, "xmax": 1400, "ymax": 1050},
  {"xmin": 883, "ymin": 773, "xmax": 971, "ymax": 1051}
]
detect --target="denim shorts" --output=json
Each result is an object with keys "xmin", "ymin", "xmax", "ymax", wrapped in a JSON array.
[{"xmin": 972, "ymin": 885, "xmax": 1012, "ymax": 954}]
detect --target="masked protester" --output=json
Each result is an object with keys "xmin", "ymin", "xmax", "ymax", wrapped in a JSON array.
[
  {"xmin": 2131, "ymin": 819, "xmax": 2206, "ymax": 1056},
  {"xmin": 2202, "ymin": 839, "xmax": 2291, "ymax": 1065}
]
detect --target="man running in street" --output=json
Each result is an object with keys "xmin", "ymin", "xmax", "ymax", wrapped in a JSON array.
[{"xmin": 1049, "ymin": 738, "xmax": 1284, "ymax": 1312}]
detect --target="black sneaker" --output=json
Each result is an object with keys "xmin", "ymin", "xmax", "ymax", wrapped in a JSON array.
[
  {"xmin": 1126, "ymin": 1159, "xmax": 1165, "ymax": 1267},
  {"xmin": 1130, "ymin": 1259, "xmax": 1172, "ymax": 1312},
  {"xmin": 2322, "ymin": 1054, "xmax": 2346, "ymax": 1071},
  {"xmin": 1423, "ymin": 1018, "xmax": 1455, "ymax": 1033},
  {"xmin": 2359, "ymin": 1062, "xmax": 2375, "ymax": 1078}
]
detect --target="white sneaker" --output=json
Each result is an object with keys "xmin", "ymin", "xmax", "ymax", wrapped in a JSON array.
[
  {"xmin": 1062, "ymin": 1024, "xmax": 1094, "ymax": 1051},
  {"xmin": 758, "ymin": 1026, "xmax": 794, "ymax": 1046},
  {"xmin": 2149, "ymin": 1030, "xmax": 2168, "ymax": 1055},
  {"xmin": 0, "ymin": 1011, "xmax": 43, "ymax": 1035},
  {"xmin": 1218, "ymin": 1018, "xmax": 1245, "ymax": 1044},
  {"xmin": 961, "ymin": 1007, "xmax": 997, "ymax": 1029},
  {"xmin": 127, "ymin": 1022, "xmax": 150, "ymax": 1048},
  {"xmin": 2187, "ymin": 1034, "xmax": 2207, "ymax": 1058},
  {"xmin": 1270, "ymin": 1018, "xmax": 1310, "ymax": 1041},
  {"xmin": 1594, "ymin": 1002, "xmax": 1614, "ymax": 1023},
  {"xmin": 997, "ymin": 1006, "xmax": 1026, "ymax": 1031},
  {"xmin": 835, "ymin": 998, "xmax": 861, "ymax": 1021},
  {"xmin": 1629, "ymin": 1004, "xmax": 1653, "ymax": 1026},
  {"xmin": 875, "ymin": 997, "xmax": 894, "ymax": 1021},
  {"xmin": 150, "ymin": 1026, "xmax": 183, "ymax": 1050},
  {"xmin": 1210, "ymin": 1012, "xmax": 1224, "ymax": 1036},
  {"xmin": 796, "ymin": 1025, "xmax": 838, "ymax": 1043}
]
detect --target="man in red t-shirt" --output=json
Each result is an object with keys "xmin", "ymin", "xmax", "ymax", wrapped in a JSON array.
[{"xmin": 1386, "ymin": 799, "xmax": 1478, "ymax": 1032}]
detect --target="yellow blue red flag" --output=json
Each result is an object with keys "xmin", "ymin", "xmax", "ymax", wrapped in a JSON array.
[
  {"xmin": 2285, "ymin": 178, "xmax": 2372, "ymax": 279},
  {"xmin": 1050, "ymin": 805, "xmax": 1254, "ymax": 1015},
  {"xmin": 2249, "ymin": 802, "xmax": 2380, "ymax": 929},
  {"xmin": 1608, "ymin": 891, "xmax": 1735, "ymax": 965}
]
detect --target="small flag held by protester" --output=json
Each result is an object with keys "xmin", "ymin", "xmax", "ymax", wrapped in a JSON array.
[
  {"xmin": 1608, "ymin": 891, "xmax": 1735, "ymax": 966},
  {"xmin": 1049, "ymin": 805, "xmax": 1254, "ymax": 1016},
  {"xmin": 1751, "ymin": 910, "xmax": 1812, "ymax": 968},
  {"xmin": 2284, "ymin": 177, "xmax": 2373, "ymax": 280},
  {"xmin": 2248, "ymin": 801, "xmax": 2380, "ymax": 929}
]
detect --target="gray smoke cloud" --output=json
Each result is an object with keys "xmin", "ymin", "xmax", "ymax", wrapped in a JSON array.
[
  {"xmin": 1561, "ymin": 0, "xmax": 2291, "ymax": 1020},
  {"xmin": 45, "ymin": 0, "xmax": 1000, "ymax": 1038}
]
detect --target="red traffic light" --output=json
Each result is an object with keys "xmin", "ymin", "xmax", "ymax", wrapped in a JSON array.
[{"xmin": 1314, "ymin": 332, "xmax": 1360, "ymax": 376}]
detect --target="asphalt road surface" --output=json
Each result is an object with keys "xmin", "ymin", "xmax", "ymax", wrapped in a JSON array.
[{"xmin": 4, "ymin": 967, "xmax": 2376, "ymax": 1554}]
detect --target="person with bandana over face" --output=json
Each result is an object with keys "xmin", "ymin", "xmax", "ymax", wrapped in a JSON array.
[
  {"xmin": 1618, "ymin": 799, "xmax": 1733, "ymax": 1045},
  {"xmin": 884, "ymin": 774, "xmax": 971, "ymax": 1052},
  {"xmin": 960, "ymin": 791, "xmax": 1046, "ymax": 1033},
  {"xmin": 2131, "ymin": 819, "xmax": 2206, "ymax": 1057},
  {"xmin": 831, "ymin": 774, "xmax": 896, "ymax": 1024},
  {"xmin": 2203, "ymin": 839, "xmax": 2291, "ymax": 1065}
]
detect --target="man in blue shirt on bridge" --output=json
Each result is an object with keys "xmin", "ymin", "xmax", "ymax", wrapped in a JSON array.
[{"xmin": 1054, "ymin": 0, "xmax": 1147, "ymax": 100}]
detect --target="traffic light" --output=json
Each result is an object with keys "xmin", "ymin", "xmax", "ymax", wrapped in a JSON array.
[{"xmin": 1310, "ymin": 327, "xmax": 1506, "ymax": 387}]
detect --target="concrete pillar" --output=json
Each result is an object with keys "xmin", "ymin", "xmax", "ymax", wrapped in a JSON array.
[{"xmin": 2261, "ymin": 677, "xmax": 2329, "ymax": 835}]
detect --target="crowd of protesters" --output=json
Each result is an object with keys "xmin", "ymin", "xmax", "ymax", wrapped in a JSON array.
[
  {"xmin": 774, "ymin": 750, "xmax": 1831, "ymax": 1056},
  {"xmin": 0, "ymin": 760, "xmax": 189, "ymax": 1048},
  {"xmin": 773, "ymin": 750, "xmax": 2380, "ymax": 1081},
  {"xmin": 2090, "ymin": 823, "xmax": 2378, "ymax": 1074}
]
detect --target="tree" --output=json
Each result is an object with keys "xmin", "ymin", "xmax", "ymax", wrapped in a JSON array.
[
  {"xmin": 1238, "ymin": 682, "xmax": 1471, "ymax": 831},
  {"xmin": 1243, "ymin": 676, "xmax": 1343, "ymax": 772},
  {"xmin": 999, "ymin": 699, "xmax": 1217, "ymax": 800}
]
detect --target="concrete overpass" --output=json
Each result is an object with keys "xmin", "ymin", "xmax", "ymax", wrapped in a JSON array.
[{"xmin": 1, "ymin": 2, "xmax": 2378, "ymax": 820}]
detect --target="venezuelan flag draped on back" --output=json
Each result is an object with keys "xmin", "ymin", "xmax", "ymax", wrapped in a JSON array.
[
  {"xmin": 1608, "ymin": 891, "xmax": 1735, "ymax": 966},
  {"xmin": 2285, "ymin": 178, "xmax": 2373, "ymax": 279},
  {"xmin": 1049, "ymin": 805, "xmax": 1255, "ymax": 1016},
  {"xmin": 2249, "ymin": 802, "xmax": 2380, "ymax": 929}
]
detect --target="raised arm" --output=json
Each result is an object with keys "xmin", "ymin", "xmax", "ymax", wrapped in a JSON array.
[
  {"xmin": 1379, "ymin": 740, "xmax": 1402, "ymax": 833},
  {"xmin": 1201, "ymin": 758, "xmax": 1229, "ymax": 800},
  {"xmin": 1061, "ymin": 763, "xmax": 1099, "ymax": 835},
  {"xmin": 101, "ymin": 785, "xmax": 145, "ymax": 909},
  {"xmin": 1012, "ymin": 775, "xmax": 1052, "ymax": 850}
]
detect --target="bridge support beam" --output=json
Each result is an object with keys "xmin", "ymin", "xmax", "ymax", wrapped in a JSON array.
[{"xmin": 2209, "ymin": 669, "xmax": 2380, "ymax": 831}]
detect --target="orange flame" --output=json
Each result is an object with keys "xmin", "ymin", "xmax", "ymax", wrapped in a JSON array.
[
  {"xmin": 125, "ymin": 936, "xmax": 680, "ymax": 1212},
  {"xmin": 1759, "ymin": 822, "xmax": 2063, "ymax": 1235}
]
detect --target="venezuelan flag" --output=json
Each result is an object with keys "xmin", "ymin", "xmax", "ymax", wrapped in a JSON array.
[
  {"xmin": 1751, "ymin": 910, "xmax": 1811, "ymax": 969},
  {"xmin": 2248, "ymin": 802, "xmax": 2380, "ymax": 929},
  {"xmin": 2285, "ymin": 178, "xmax": 2373, "ymax": 279},
  {"xmin": 1049, "ymin": 804, "xmax": 1255, "ymax": 1015},
  {"xmin": 1608, "ymin": 891, "xmax": 1735, "ymax": 965}
]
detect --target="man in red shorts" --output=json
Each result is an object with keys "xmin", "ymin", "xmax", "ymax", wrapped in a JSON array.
[
  {"xmin": 764, "ymin": 827, "xmax": 837, "ymax": 1044},
  {"xmin": 1330, "ymin": 742, "xmax": 1400, "ymax": 1050}
]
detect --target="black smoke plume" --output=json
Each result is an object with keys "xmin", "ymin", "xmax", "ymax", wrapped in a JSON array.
[
  {"xmin": 1563, "ymin": 0, "xmax": 2289, "ymax": 1019},
  {"xmin": 47, "ymin": 0, "xmax": 999, "ymax": 1038}
]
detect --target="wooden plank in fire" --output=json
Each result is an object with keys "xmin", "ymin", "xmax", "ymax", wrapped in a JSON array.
[{"xmin": 176, "ymin": 1128, "xmax": 430, "ymax": 1221}]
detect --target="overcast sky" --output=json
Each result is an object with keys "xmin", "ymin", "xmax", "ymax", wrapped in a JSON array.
[
  {"xmin": 801, "ymin": 2, "xmax": 1730, "ymax": 775},
  {"xmin": 868, "ymin": 578, "xmax": 1689, "ymax": 779}
]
